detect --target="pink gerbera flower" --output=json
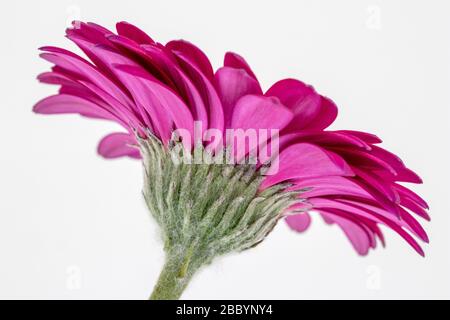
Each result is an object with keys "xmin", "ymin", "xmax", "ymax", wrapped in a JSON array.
[{"xmin": 34, "ymin": 21, "xmax": 429, "ymax": 300}]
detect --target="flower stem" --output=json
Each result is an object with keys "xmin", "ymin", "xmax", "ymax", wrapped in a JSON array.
[{"xmin": 149, "ymin": 249, "xmax": 195, "ymax": 300}]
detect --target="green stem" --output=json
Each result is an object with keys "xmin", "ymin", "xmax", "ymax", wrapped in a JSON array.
[{"xmin": 149, "ymin": 249, "xmax": 195, "ymax": 300}]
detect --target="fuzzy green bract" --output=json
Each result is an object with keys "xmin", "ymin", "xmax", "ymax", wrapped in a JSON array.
[{"xmin": 139, "ymin": 135, "xmax": 303, "ymax": 299}]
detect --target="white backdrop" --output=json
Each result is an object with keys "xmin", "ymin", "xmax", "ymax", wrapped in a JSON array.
[{"xmin": 0, "ymin": 0, "xmax": 449, "ymax": 299}]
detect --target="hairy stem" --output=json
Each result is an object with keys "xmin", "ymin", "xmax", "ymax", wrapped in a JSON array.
[{"xmin": 149, "ymin": 248, "xmax": 196, "ymax": 300}]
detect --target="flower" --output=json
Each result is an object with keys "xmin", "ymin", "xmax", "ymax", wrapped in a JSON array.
[{"xmin": 34, "ymin": 21, "xmax": 429, "ymax": 299}]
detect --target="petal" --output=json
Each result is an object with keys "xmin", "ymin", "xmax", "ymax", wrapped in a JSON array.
[
  {"xmin": 141, "ymin": 44, "xmax": 209, "ymax": 128},
  {"xmin": 262, "ymin": 143, "xmax": 354, "ymax": 188},
  {"xmin": 39, "ymin": 48, "xmax": 133, "ymax": 109},
  {"xmin": 279, "ymin": 131, "xmax": 371, "ymax": 151},
  {"xmin": 330, "ymin": 146, "xmax": 398, "ymax": 177},
  {"xmin": 302, "ymin": 96, "xmax": 338, "ymax": 131},
  {"xmin": 116, "ymin": 21, "xmax": 155, "ymax": 44},
  {"xmin": 107, "ymin": 34, "xmax": 176, "ymax": 88},
  {"xmin": 320, "ymin": 211, "xmax": 372, "ymax": 255},
  {"xmin": 266, "ymin": 79, "xmax": 322, "ymax": 131},
  {"xmin": 394, "ymin": 183, "xmax": 429, "ymax": 209},
  {"xmin": 66, "ymin": 24, "xmax": 121, "ymax": 84},
  {"xmin": 115, "ymin": 64, "xmax": 195, "ymax": 144},
  {"xmin": 399, "ymin": 195, "xmax": 431, "ymax": 221},
  {"xmin": 351, "ymin": 167, "xmax": 399, "ymax": 203},
  {"xmin": 292, "ymin": 176, "xmax": 373, "ymax": 200},
  {"xmin": 215, "ymin": 66, "xmax": 262, "ymax": 126},
  {"xmin": 171, "ymin": 50, "xmax": 224, "ymax": 133},
  {"xmin": 166, "ymin": 39, "xmax": 214, "ymax": 82},
  {"xmin": 285, "ymin": 213, "xmax": 312, "ymax": 232},
  {"xmin": 310, "ymin": 198, "xmax": 425, "ymax": 256},
  {"xmin": 398, "ymin": 207, "xmax": 429, "ymax": 242},
  {"xmin": 336, "ymin": 130, "xmax": 383, "ymax": 144},
  {"xmin": 67, "ymin": 21, "xmax": 113, "ymax": 46},
  {"xmin": 33, "ymin": 94, "xmax": 117, "ymax": 121},
  {"xmin": 224, "ymin": 52, "xmax": 258, "ymax": 80},
  {"xmin": 231, "ymin": 95, "xmax": 293, "ymax": 131},
  {"xmin": 97, "ymin": 132, "xmax": 141, "ymax": 159}
]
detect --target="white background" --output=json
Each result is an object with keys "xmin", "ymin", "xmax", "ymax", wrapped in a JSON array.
[{"xmin": 0, "ymin": 0, "xmax": 449, "ymax": 299}]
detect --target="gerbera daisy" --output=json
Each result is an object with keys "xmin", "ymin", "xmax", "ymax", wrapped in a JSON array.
[{"xmin": 34, "ymin": 21, "xmax": 429, "ymax": 299}]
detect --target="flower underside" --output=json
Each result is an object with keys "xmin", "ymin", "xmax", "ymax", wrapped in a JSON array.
[{"xmin": 139, "ymin": 135, "xmax": 304, "ymax": 298}]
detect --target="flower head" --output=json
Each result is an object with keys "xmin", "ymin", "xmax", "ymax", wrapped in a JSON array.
[{"xmin": 34, "ymin": 21, "xmax": 429, "ymax": 264}]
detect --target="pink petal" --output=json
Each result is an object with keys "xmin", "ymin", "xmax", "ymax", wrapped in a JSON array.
[
  {"xmin": 107, "ymin": 34, "xmax": 176, "ymax": 88},
  {"xmin": 33, "ymin": 94, "xmax": 117, "ymax": 121},
  {"xmin": 310, "ymin": 198, "xmax": 425, "ymax": 256},
  {"xmin": 262, "ymin": 143, "xmax": 354, "ymax": 189},
  {"xmin": 336, "ymin": 130, "xmax": 383, "ymax": 144},
  {"xmin": 266, "ymin": 79, "xmax": 322, "ymax": 131},
  {"xmin": 278, "ymin": 131, "xmax": 371, "ymax": 151},
  {"xmin": 352, "ymin": 167, "xmax": 399, "ymax": 203},
  {"xmin": 320, "ymin": 211, "xmax": 372, "ymax": 255},
  {"xmin": 115, "ymin": 64, "xmax": 195, "ymax": 144},
  {"xmin": 224, "ymin": 52, "xmax": 258, "ymax": 80},
  {"xmin": 98, "ymin": 132, "xmax": 141, "ymax": 159},
  {"xmin": 171, "ymin": 50, "xmax": 224, "ymax": 133},
  {"xmin": 399, "ymin": 195, "xmax": 431, "ymax": 221},
  {"xmin": 66, "ymin": 24, "xmax": 121, "ymax": 84},
  {"xmin": 67, "ymin": 21, "xmax": 113, "ymax": 46},
  {"xmin": 331, "ymin": 146, "xmax": 398, "ymax": 177},
  {"xmin": 302, "ymin": 96, "xmax": 338, "ymax": 131},
  {"xmin": 231, "ymin": 95, "xmax": 293, "ymax": 131},
  {"xmin": 116, "ymin": 21, "xmax": 155, "ymax": 44},
  {"xmin": 141, "ymin": 44, "xmax": 208, "ymax": 128},
  {"xmin": 394, "ymin": 183, "xmax": 429, "ymax": 209},
  {"xmin": 215, "ymin": 66, "xmax": 262, "ymax": 126},
  {"xmin": 285, "ymin": 213, "xmax": 311, "ymax": 232},
  {"xmin": 398, "ymin": 207, "xmax": 429, "ymax": 242},
  {"xmin": 291, "ymin": 176, "xmax": 373, "ymax": 200},
  {"xmin": 166, "ymin": 40, "xmax": 214, "ymax": 82},
  {"xmin": 39, "ymin": 48, "xmax": 133, "ymax": 109}
]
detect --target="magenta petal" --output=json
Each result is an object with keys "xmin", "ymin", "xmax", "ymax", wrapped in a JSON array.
[
  {"xmin": 231, "ymin": 95, "xmax": 293, "ymax": 131},
  {"xmin": 320, "ymin": 211, "xmax": 372, "ymax": 255},
  {"xmin": 394, "ymin": 183, "xmax": 429, "ymax": 209},
  {"xmin": 262, "ymin": 143, "xmax": 354, "ymax": 189},
  {"xmin": 224, "ymin": 52, "xmax": 258, "ymax": 80},
  {"xmin": 293, "ymin": 176, "xmax": 373, "ymax": 200},
  {"xmin": 310, "ymin": 198, "xmax": 425, "ymax": 256},
  {"xmin": 399, "ymin": 196, "xmax": 431, "ymax": 221},
  {"xmin": 171, "ymin": 51, "xmax": 224, "ymax": 133},
  {"xmin": 285, "ymin": 213, "xmax": 311, "ymax": 232},
  {"xmin": 77, "ymin": 80, "xmax": 145, "ymax": 131},
  {"xmin": 336, "ymin": 130, "xmax": 383, "ymax": 144},
  {"xmin": 398, "ymin": 207, "xmax": 429, "ymax": 242},
  {"xmin": 140, "ymin": 44, "xmax": 209, "ymax": 128},
  {"xmin": 39, "ymin": 48, "xmax": 133, "ymax": 109},
  {"xmin": 67, "ymin": 21, "xmax": 113, "ymax": 46},
  {"xmin": 116, "ymin": 21, "xmax": 155, "ymax": 44},
  {"xmin": 266, "ymin": 79, "xmax": 322, "ymax": 131},
  {"xmin": 33, "ymin": 94, "xmax": 116, "ymax": 121},
  {"xmin": 166, "ymin": 40, "xmax": 214, "ymax": 82},
  {"xmin": 302, "ymin": 96, "xmax": 338, "ymax": 131},
  {"xmin": 352, "ymin": 167, "xmax": 399, "ymax": 203},
  {"xmin": 331, "ymin": 146, "xmax": 398, "ymax": 177},
  {"xmin": 278, "ymin": 131, "xmax": 371, "ymax": 152},
  {"xmin": 38, "ymin": 71, "xmax": 76, "ymax": 86},
  {"xmin": 115, "ymin": 64, "xmax": 195, "ymax": 144},
  {"xmin": 107, "ymin": 34, "xmax": 176, "ymax": 88},
  {"xmin": 215, "ymin": 66, "xmax": 262, "ymax": 126},
  {"xmin": 98, "ymin": 132, "xmax": 141, "ymax": 159}
]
